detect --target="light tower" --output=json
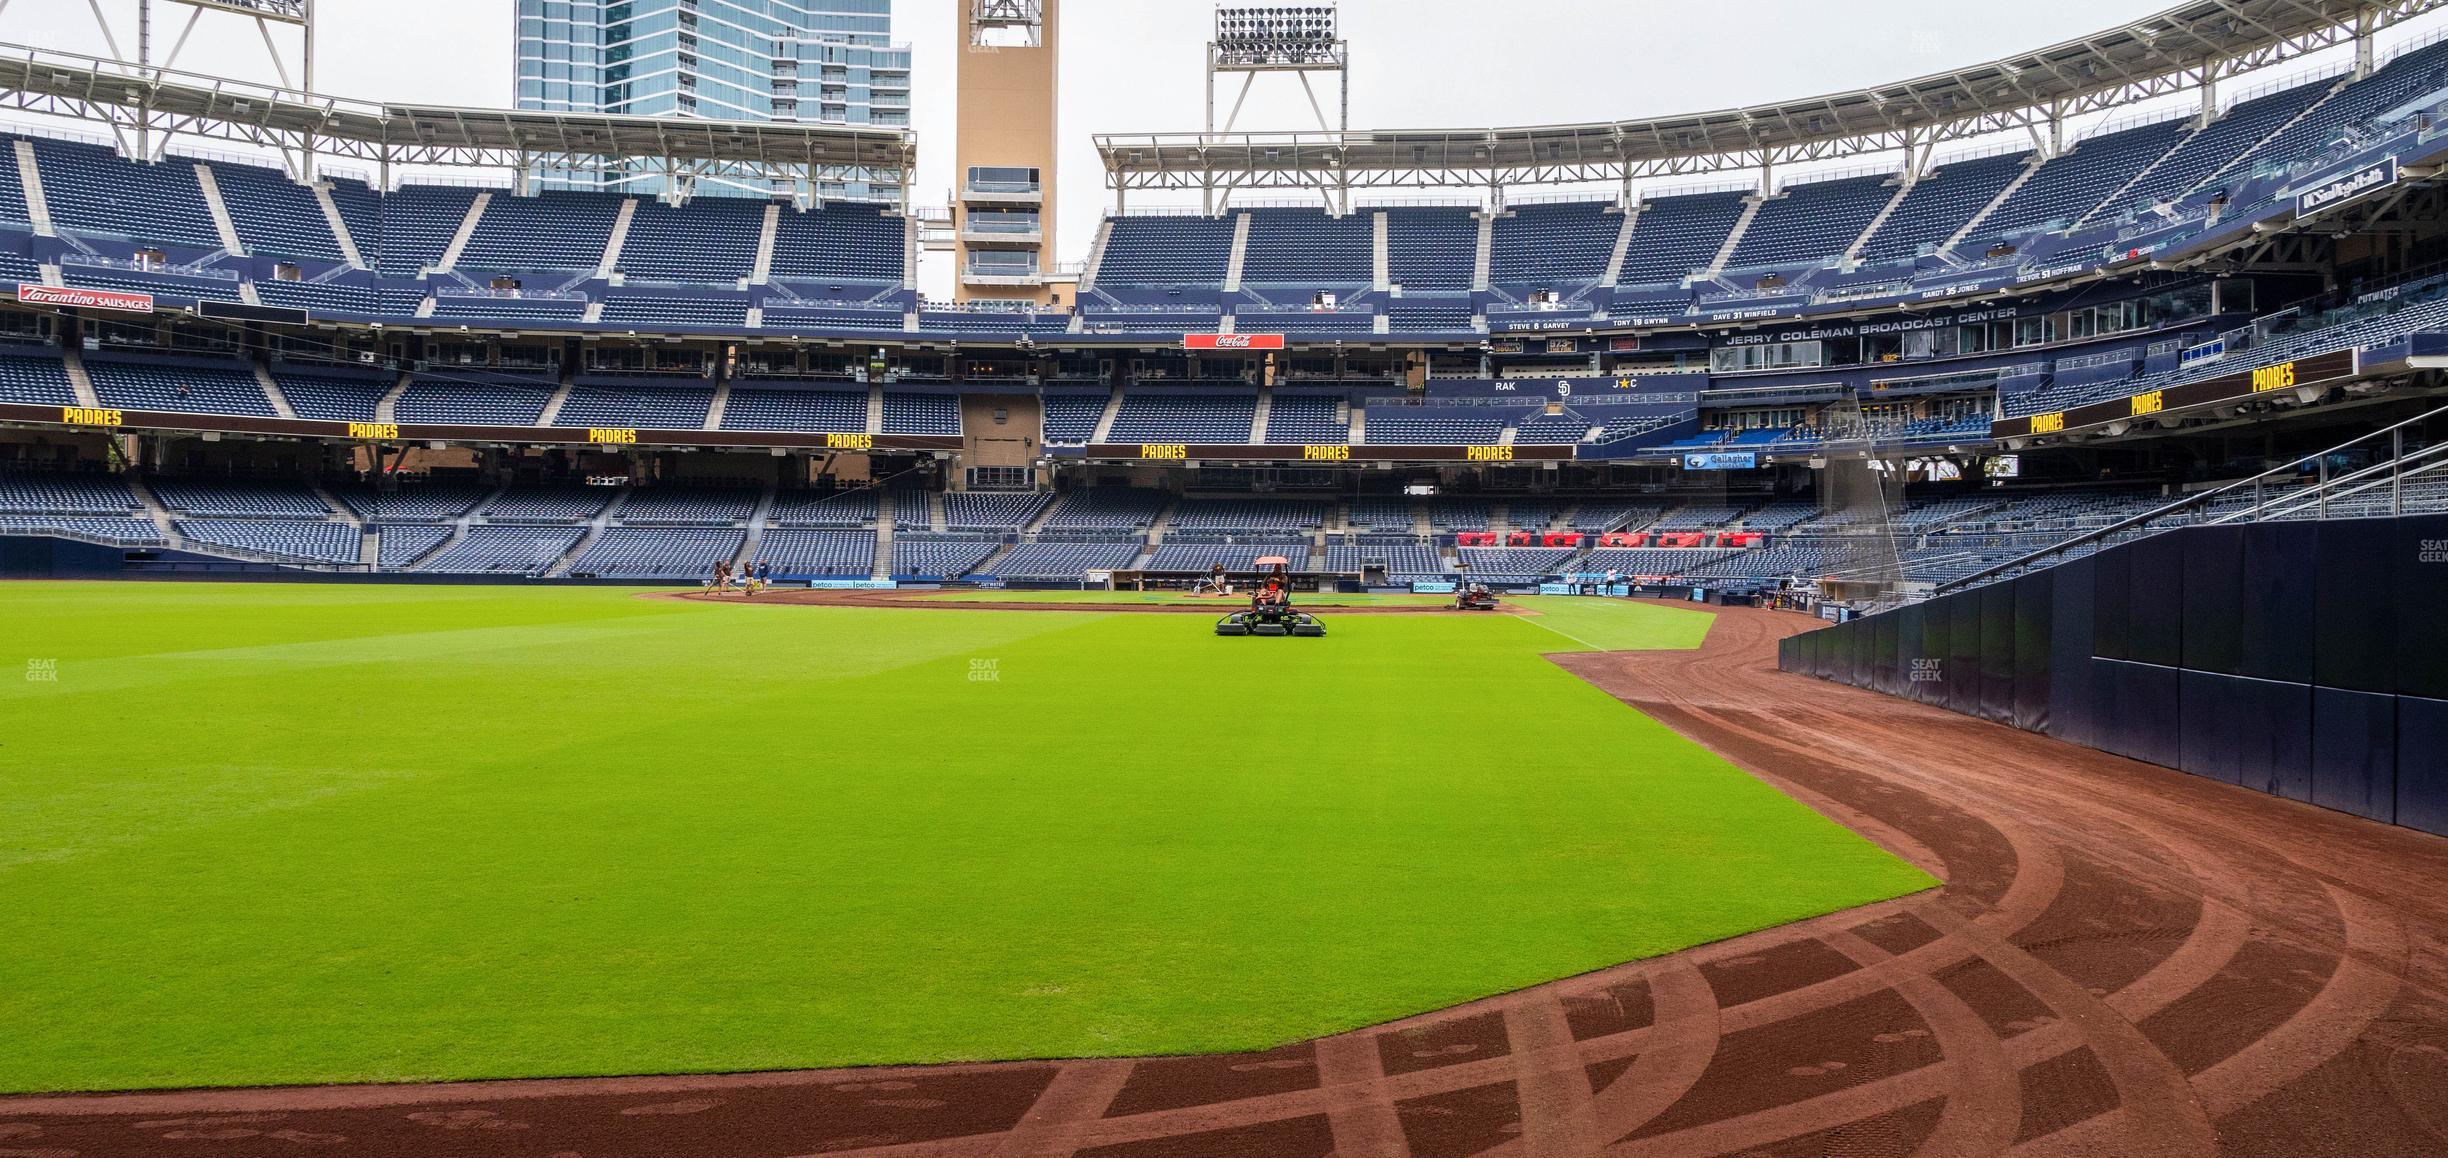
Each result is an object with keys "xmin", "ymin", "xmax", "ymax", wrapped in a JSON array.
[
  {"xmin": 1206, "ymin": 4, "xmax": 1348, "ymax": 213},
  {"xmin": 954, "ymin": 0, "xmax": 1062, "ymax": 305}
]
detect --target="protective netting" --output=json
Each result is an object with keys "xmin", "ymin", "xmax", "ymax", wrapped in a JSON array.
[{"xmin": 1811, "ymin": 396, "xmax": 1907, "ymax": 597}]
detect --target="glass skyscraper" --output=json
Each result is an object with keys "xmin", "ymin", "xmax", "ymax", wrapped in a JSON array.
[{"xmin": 514, "ymin": 0, "xmax": 909, "ymax": 198}]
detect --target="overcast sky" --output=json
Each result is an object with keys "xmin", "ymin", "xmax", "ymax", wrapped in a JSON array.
[{"xmin": 4, "ymin": 0, "xmax": 2439, "ymax": 296}]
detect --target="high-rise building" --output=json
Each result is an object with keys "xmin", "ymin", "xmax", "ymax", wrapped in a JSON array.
[{"xmin": 514, "ymin": 0, "xmax": 909, "ymax": 198}]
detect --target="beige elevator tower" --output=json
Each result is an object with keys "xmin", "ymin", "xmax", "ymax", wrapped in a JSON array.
[{"xmin": 955, "ymin": 0, "xmax": 1062, "ymax": 305}]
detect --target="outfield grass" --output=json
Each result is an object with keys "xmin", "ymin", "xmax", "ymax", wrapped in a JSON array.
[
  {"xmin": 0, "ymin": 583, "xmax": 1932, "ymax": 1092},
  {"xmin": 914, "ymin": 589, "xmax": 1457, "ymax": 607}
]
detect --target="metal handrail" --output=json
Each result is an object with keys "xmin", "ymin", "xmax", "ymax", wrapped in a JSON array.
[{"xmin": 1937, "ymin": 396, "xmax": 2448, "ymax": 592}]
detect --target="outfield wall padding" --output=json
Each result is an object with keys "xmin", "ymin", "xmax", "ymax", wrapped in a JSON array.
[{"xmin": 1780, "ymin": 514, "xmax": 2448, "ymax": 841}]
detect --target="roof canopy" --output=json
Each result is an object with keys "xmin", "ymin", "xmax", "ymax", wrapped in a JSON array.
[
  {"xmin": 1101, "ymin": 0, "xmax": 2448, "ymax": 195},
  {"xmin": 0, "ymin": 42, "xmax": 913, "ymax": 185}
]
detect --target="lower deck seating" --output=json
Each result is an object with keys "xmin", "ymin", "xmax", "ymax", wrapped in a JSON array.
[
  {"xmin": 413, "ymin": 525, "xmax": 585, "ymax": 573},
  {"xmin": 755, "ymin": 529, "xmax": 877, "ymax": 577},
  {"xmin": 984, "ymin": 539, "xmax": 1145, "ymax": 580},
  {"xmin": 893, "ymin": 536, "xmax": 1001, "ymax": 578},
  {"xmin": 1144, "ymin": 540, "xmax": 1312, "ymax": 573},
  {"xmin": 0, "ymin": 471, "xmax": 139, "ymax": 514},
  {"xmin": 1456, "ymin": 546, "xmax": 1576, "ymax": 583},
  {"xmin": 148, "ymin": 477, "xmax": 331, "ymax": 518},
  {"xmin": 568, "ymin": 527, "xmax": 743, "ymax": 578},
  {"xmin": 943, "ymin": 491, "xmax": 1051, "ymax": 530},
  {"xmin": 1323, "ymin": 540, "xmax": 1446, "ymax": 578},
  {"xmin": 176, "ymin": 519, "xmax": 357, "ymax": 564},
  {"xmin": 0, "ymin": 515, "xmax": 166, "ymax": 545},
  {"xmin": 333, "ymin": 483, "xmax": 491, "ymax": 522},
  {"xmin": 375, "ymin": 525, "xmax": 455, "ymax": 567},
  {"xmin": 771, "ymin": 489, "xmax": 879, "ymax": 527}
]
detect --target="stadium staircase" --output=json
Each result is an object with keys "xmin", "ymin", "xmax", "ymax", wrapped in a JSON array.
[
  {"xmin": 373, "ymin": 372, "xmax": 410, "ymax": 423},
  {"xmin": 549, "ymin": 489, "xmax": 628, "ymax": 578},
  {"xmin": 1371, "ymin": 210, "xmax": 1392, "ymax": 291},
  {"xmin": 739, "ymin": 485, "xmax": 777, "ymax": 570},
  {"xmin": 1221, "ymin": 212, "xmax": 1251, "ymax": 293},
  {"xmin": 435, "ymin": 192, "xmax": 491, "ymax": 273},
  {"xmin": 123, "ymin": 475, "xmax": 183, "ymax": 551},
  {"xmin": 1703, "ymin": 194, "xmax": 1765, "ymax": 278},
  {"xmin": 60, "ymin": 346, "xmax": 100, "ymax": 408},
  {"xmin": 702, "ymin": 376, "xmax": 733, "ymax": 431},
  {"xmin": 926, "ymin": 490, "xmax": 947, "ymax": 532},
  {"xmin": 1348, "ymin": 405, "xmax": 1366, "ymax": 444},
  {"xmin": 750, "ymin": 203, "xmax": 781, "ymax": 284},
  {"xmin": 250, "ymin": 362, "xmax": 299, "ymax": 420},
  {"xmin": 1471, "ymin": 212, "xmax": 1493, "ymax": 291},
  {"xmin": 1090, "ymin": 390, "xmax": 1125, "ymax": 443},
  {"xmin": 864, "ymin": 385, "xmax": 886, "ymax": 434},
  {"xmin": 1077, "ymin": 218, "xmax": 1114, "ymax": 292},
  {"xmin": 596, "ymin": 197, "xmax": 637, "ymax": 278},
  {"xmin": 13, "ymin": 139, "xmax": 51, "ymax": 235},
  {"xmin": 535, "ymin": 375, "xmax": 577, "ymax": 427},
  {"xmin": 313, "ymin": 183, "xmax": 367, "ymax": 268},
  {"xmin": 1844, "ymin": 173, "xmax": 1916, "ymax": 265},
  {"xmin": 193, "ymin": 164, "xmax": 246, "ymax": 254},
  {"xmin": 2180, "ymin": 77, "xmax": 2351, "ymax": 205},
  {"xmin": 1019, "ymin": 495, "xmax": 1060, "ymax": 536},
  {"xmin": 1944, "ymin": 154, "xmax": 2043, "ymax": 254},
  {"xmin": 2078, "ymin": 118, "xmax": 2209, "ymax": 228},
  {"xmin": 1600, "ymin": 203, "xmax": 1641, "ymax": 287},
  {"xmin": 872, "ymin": 489, "xmax": 896, "ymax": 580},
  {"xmin": 1249, "ymin": 387, "xmax": 1273, "ymax": 442}
]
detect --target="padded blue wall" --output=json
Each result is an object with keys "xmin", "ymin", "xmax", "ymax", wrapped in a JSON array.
[{"xmin": 1781, "ymin": 514, "xmax": 2448, "ymax": 840}]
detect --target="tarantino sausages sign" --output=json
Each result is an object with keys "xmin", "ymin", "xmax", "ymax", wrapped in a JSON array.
[{"xmin": 15, "ymin": 283, "xmax": 155, "ymax": 313}]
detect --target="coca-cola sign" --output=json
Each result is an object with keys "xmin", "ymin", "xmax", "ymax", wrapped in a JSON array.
[
  {"xmin": 16, "ymin": 283, "xmax": 156, "ymax": 314},
  {"xmin": 1182, "ymin": 333, "xmax": 1286, "ymax": 351}
]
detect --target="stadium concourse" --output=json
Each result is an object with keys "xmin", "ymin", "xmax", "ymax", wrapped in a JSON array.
[{"xmin": 2, "ymin": 607, "xmax": 2445, "ymax": 1157}]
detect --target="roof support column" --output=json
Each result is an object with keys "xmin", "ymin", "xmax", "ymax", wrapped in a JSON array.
[
  {"xmin": 2199, "ymin": 58, "xmax": 2220, "ymax": 129},
  {"xmin": 2356, "ymin": 10, "xmax": 2377, "ymax": 80}
]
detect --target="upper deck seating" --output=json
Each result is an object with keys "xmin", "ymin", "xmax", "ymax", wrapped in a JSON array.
[
  {"xmin": 1095, "ymin": 214, "xmax": 1236, "ymax": 287},
  {"xmin": 1385, "ymin": 206, "xmax": 1478, "ymax": 292},
  {"xmin": 1618, "ymin": 190, "xmax": 1750, "ymax": 285},
  {"xmin": 456, "ymin": 190, "xmax": 622, "ymax": 273},
  {"xmin": 1728, "ymin": 174, "xmax": 1894, "ymax": 269},
  {"xmin": 1492, "ymin": 200, "xmax": 1619, "ymax": 287},
  {"xmin": 770, "ymin": 202, "xmax": 905, "ymax": 284},
  {"xmin": 1854, "ymin": 152, "xmax": 2028, "ymax": 264}
]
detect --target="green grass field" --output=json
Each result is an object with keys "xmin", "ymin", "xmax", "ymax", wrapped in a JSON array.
[
  {"xmin": 916, "ymin": 589, "xmax": 1459, "ymax": 607},
  {"xmin": 0, "ymin": 583, "xmax": 1933, "ymax": 1093}
]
